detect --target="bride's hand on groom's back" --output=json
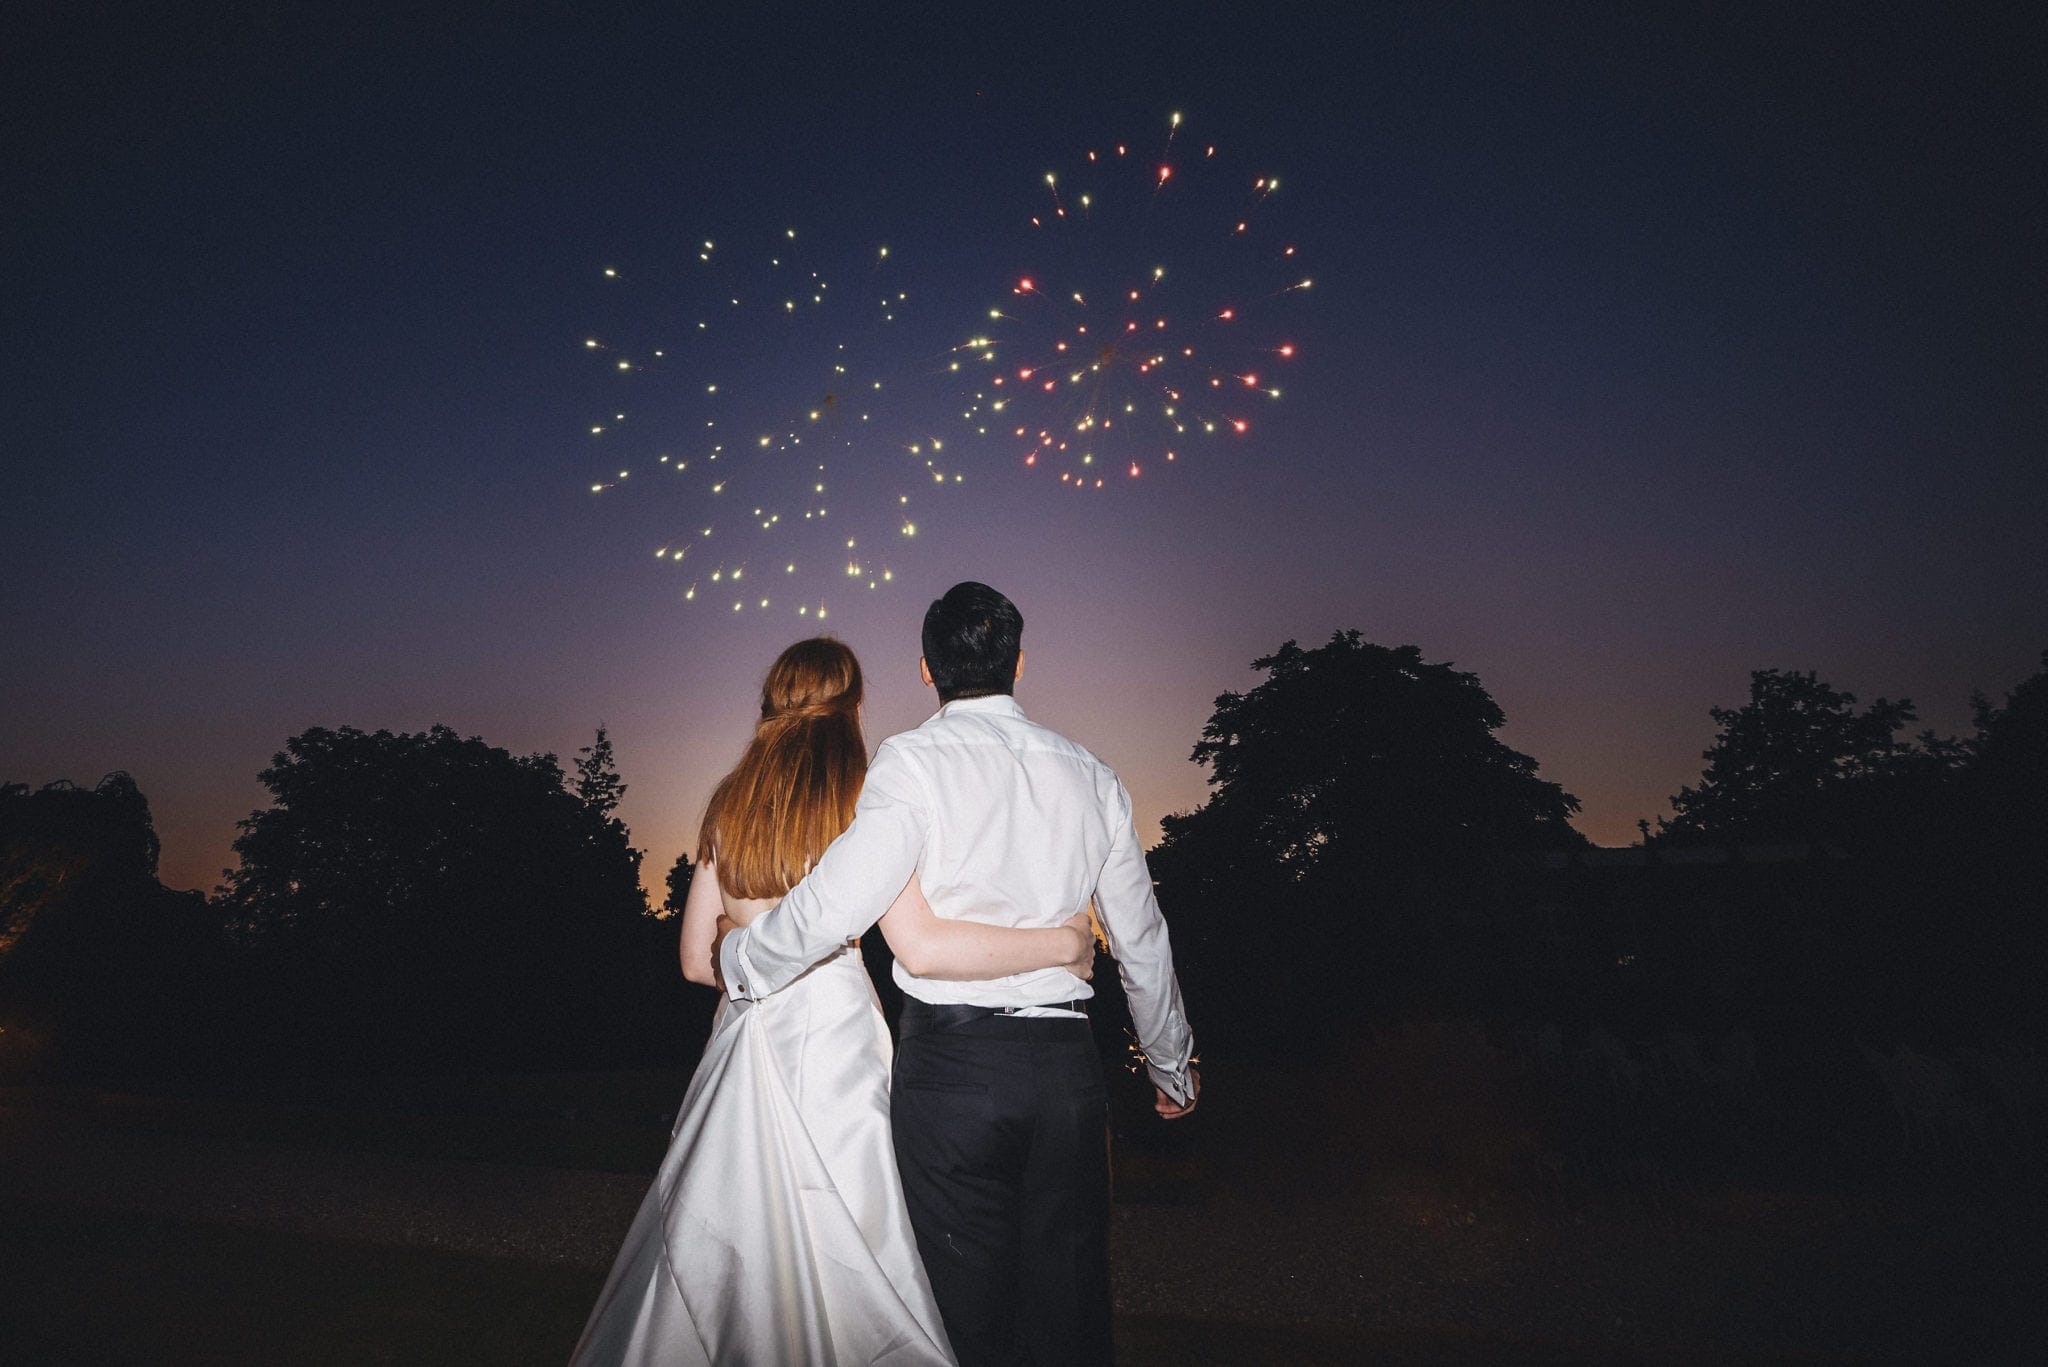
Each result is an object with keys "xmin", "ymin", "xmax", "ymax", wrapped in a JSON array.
[
  {"xmin": 1059, "ymin": 911, "xmax": 1097, "ymax": 981},
  {"xmin": 709, "ymin": 914, "xmax": 739, "ymax": 992}
]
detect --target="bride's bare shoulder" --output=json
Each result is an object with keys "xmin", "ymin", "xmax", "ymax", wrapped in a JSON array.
[{"xmin": 719, "ymin": 892, "xmax": 781, "ymax": 927}]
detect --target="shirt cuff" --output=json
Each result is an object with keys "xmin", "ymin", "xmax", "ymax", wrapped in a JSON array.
[
  {"xmin": 1146, "ymin": 1060, "xmax": 1194, "ymax": 1106},
  {"xmin": 1144, "ymin": 1028, "xmax": 1195, "ymax": 1104}
]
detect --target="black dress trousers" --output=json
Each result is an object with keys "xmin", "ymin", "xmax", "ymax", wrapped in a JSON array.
[{"xmin": 891, "ymin": 999, "xmax": 1114, "ymax": 1367}]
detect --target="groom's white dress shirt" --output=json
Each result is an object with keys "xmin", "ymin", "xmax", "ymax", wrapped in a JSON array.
[{"xmin": 719, "ymin": 693, "xmax": 1196, "ymax": 1104}]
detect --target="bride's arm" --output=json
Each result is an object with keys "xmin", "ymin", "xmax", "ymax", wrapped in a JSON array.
[
  {"xmin": 878, "ymin": 877, "xmax": 1095, "ymax": 981},
  {"xmin": 679, "ymin": 860, "xmax": 725, "ymax": 988}
]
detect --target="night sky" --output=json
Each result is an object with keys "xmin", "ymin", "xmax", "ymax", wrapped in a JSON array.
[{"xmin": 6, "ymin": 3, "xmax": 2042, "ymax": 894}]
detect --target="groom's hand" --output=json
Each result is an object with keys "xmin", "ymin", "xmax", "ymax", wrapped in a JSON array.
[
  {"xmin": 1154, "ymin": 1067, "xmax": 1200, "ymax": 1121},
  {"xmin": 709, "ymin": 914, "xmax": 739, "ymax": 993}
]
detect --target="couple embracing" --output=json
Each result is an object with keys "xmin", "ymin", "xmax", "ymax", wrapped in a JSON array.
[{"xmin": 573, "ymin": 582, "xmax": 1199, "ymax": 1367}]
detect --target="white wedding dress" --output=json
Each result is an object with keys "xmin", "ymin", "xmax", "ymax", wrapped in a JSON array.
[{"xmin": 571, "ymin": 938, "xmax": 955, "ymax": 1366}]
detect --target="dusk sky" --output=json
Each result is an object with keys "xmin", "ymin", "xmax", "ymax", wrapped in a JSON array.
[{"xmin": 6, "ymin": 3, "xmax": 2042, "ymax": 895}]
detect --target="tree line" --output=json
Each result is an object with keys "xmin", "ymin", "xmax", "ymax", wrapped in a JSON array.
[
  {"xmin": 3, "ymin": 643, "xmax": 2041, "ymax": 1080},
  {"xmin": 1, "ymin": 726, "xmax": 694, "ymax": 1078},
  {"xmin": 1144, "ymin": 636, "xmax": 2045, "ymax": 1049}
]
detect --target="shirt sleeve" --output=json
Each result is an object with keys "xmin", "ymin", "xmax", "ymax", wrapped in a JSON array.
[
  {"xmin": 1091, "ymin": 776, "xmax": 1196, "ymax": 1104},
  {"xmin": 719, "ymin": 739, "xmax": 929, "ymax": 1000}
]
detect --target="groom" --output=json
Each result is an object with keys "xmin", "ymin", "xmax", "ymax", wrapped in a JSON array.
[{"xmin": 716, "ymin": 581, "xmax": 1197, "ymax": 1366}]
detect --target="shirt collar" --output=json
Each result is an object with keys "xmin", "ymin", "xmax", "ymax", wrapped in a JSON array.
[{"xmin": 936, "ymin": 693, "xmax": 1025, "ymax": 721}]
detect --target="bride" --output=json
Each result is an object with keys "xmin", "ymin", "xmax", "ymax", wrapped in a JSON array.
[{"xmin": 571, "ymin": 638, "xmax": 1095, "ymax": 1366}]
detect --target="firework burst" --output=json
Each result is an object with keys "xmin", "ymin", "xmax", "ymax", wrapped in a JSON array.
[
  {"xmin": 953, "ymin": 114, "xmax": 1309, "ymax": 489},
  {"xmin": 578, "ymin": 230, "xmax": 962, "ymax": 616}
]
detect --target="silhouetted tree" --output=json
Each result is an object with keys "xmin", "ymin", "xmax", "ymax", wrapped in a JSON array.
[
  {"xmin": 575, "ymin": 725, "xmax": 629, "ymax": 819},
  {"xmin": 218, "ymin": 725, "xmax": 652, "ymax": 1068},
  {"xmin": 1957, "ymin": 650, "xmax": 2048, "ymax": 881},
  {"xmin": 1149, "ymin": 634, "xmax": 1586, "ymax": 1036},
  {"xmin": 1655, "ymin": 670, "xmax": 1922, "ymax": 847},
  {"xmin": 664, "ymin": 851, "xmax": 696, "ymax": 917},
  {"xmin": 1154, "ymin": 633, "xmax": 1585, "ymax": 889},
  {"xmin": 1967, "ymin": 650, "xmax": 2048, "ymax": 806},
  {"xmin": 575, "ymin": 725, "xmax": 643, "ymax": 892},
  {"xmin": 0, "ymin": 774, "xmax": 214, "ymax": 1077}
]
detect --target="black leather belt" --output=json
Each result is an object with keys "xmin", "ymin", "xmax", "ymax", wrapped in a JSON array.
[{"xmin": 901, "ymin": 999, "xmax": 1087, "ymax": 1031}]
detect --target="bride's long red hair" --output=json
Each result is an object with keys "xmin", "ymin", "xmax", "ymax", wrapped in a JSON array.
[{"xmin": 697, "ymin": 637, "xmax": 867, "ymax": 899}]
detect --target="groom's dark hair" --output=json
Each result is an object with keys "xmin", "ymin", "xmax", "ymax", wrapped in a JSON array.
[{"xmin": 922, "ymin": 581, "xmax": 1023, "ymax": 703}]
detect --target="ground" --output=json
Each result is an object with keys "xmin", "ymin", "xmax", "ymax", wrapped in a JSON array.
[{"xmin": 0, "ymin": 1060, "xmax": 2036, "ymax": 1364}]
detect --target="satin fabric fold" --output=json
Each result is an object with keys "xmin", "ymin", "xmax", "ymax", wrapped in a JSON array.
[{"xmin": 572, "ymin": 944, "xmax": 954, "ymax": 1366}]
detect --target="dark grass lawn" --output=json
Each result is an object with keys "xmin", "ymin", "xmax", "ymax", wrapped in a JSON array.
[
  {"xmin": 0, "ymin": 1067, "xmax": 691, "ymax": 1173},
  {"xmin": 0, "ymin": 1205, "xmax": 1735, "ymax": 1367},
  {"xmin": 4, "ymin": 1057, "xmax": 2041, "ymax": 1365},
  {"xmin": 0, "ymin": 1202, "xmax": 598, "ymax": 1367}
]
